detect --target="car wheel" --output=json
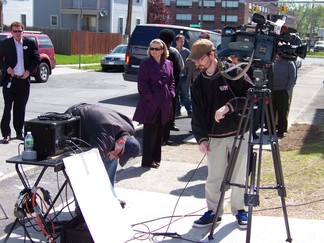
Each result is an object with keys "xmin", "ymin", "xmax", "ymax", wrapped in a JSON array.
[{"xmin": 35, "ymin": 62, "xmax": 50, "ymax": 82}]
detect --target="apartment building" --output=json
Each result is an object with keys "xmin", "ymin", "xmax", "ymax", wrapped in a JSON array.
[{"xmin": 165, "ymin": 0, "xmax": 293, "ymax": 31}]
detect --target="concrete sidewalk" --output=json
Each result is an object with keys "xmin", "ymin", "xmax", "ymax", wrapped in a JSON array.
[{"xmin": 1, "ymin": 64, "xmax": 324, "ymax": 242}]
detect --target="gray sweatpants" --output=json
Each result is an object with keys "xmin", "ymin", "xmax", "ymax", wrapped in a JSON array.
[{"xmin": 205, "ymin": 134, "xmax": 248, "ymax": 216}]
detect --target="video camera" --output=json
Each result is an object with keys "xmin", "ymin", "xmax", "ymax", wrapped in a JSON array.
[{"xmin": 217, "ymin": 13, "xmax": 307, "ymax": 63}]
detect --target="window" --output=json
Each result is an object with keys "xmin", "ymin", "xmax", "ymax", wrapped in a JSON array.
[
  {"xmin": 204, "ymin": 1, "xmax": 215, "ymax": 7},
  {"xmin": 203, "ymin": 15, "xmax": 215, "ymax": 22},
  {"xmin": 221, "ymin": 15, "xmax": 238, "ymax": 23},
  {"xmin": 176, "ymin": 14, "xmax": 192, "ymax": 21},
  {"xmin": 20, "ymin": 14, "xmax": 26, "ymax": 27},
  {"xmin": 38, "ymin": 36, "xmax": 54, "ymax": 49},
  {"xmin": 222, "ymin": 1, "xmax": 239, "ymax": 8},
  {"xmin": 82, "ymin": 15, "xmax": 96, "ymax": 31},
  {"xmin": 51, "ymin": 15, "xmax": 58, "ymax": 26},
  {"xmin": 118, "ymin": 17, "xmax": 123, "ymax": 35},
  {"xmin": 165, "ymin": 0, "xmax": 171, "ymax": 6},
  {"xmin": 176, "ymin": 0, "xmax": 192, "ymax": 7},
  {"xmin": 198, "ymin": 15, "xmax": 214, "ymax": 21}
]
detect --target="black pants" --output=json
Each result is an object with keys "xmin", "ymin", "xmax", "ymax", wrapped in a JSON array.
[
  {"xmin": 1, "ymin": 77, "xmax": 30, "ymax": 137},
  {"xmin": 271, "ymin": 90, "xmax": 290, "ymax": 134},
  {"xmin": 141, "ymin": 113, "xmax": 163, "ymax": 166}
]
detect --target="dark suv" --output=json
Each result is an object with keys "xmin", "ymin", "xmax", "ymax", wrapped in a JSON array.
[
  {"xmin": 123, "ymin": 24, "xmax": 221, "ymax": 82},
  {"xmin": 0, "ymin": 31, "xmax": 56, "ymax": 82}
]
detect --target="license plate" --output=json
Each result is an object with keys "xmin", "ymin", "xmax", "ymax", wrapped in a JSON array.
[{"xmin": 108, "ymin": 62, "xmax": 114, "ymax": 65}]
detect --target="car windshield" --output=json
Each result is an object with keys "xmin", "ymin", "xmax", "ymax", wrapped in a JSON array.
[
  {"xmin": 112, "ymin": 45, "xmax": 127, "ymax": 54},
  {"xmin": 315, "ymin": 41, "xmax": 324, "ymax": 46}
]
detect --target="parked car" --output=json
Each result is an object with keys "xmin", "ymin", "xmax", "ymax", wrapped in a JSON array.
[
  {"xmin": 100, "ymin": 44, "xmax": 127, "ymax": 72},
  {"xmin": 295, "ymin": 56, "xmax": 303, "ymax": 69},
  {"xmin": 314, "ymin": 41, "xmax": 324, "ymax": 52},
  {"xmin": 0, "ymin": 31, "xmax": 56, "ymax": 82},
  {"xmin": 123, "ymin": 24, "xmax": 221, "ymax": 82}
]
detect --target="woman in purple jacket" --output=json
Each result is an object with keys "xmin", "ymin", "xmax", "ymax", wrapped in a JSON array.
[{"xmin": 133, "ymin": 39, "xmax": 175, "ymax": 168}]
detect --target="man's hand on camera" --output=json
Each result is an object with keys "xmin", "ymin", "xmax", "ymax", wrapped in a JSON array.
[
  {"xmin": 215, "ymin": 105, "xmax": 229, "ymax": 123},
  {"xmin": 199, "ymin": 140, "xmax": 210, "ymax": 155}
]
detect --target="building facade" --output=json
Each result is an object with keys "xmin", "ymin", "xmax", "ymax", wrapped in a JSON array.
[
  {"xmin": 3, "ymin": 0, "xmax": 33, "ymax": 27},
  {"xmin": 32, "ymin": 0, "xmax": 147, "ymax": 34},
  {"xmin": 165, "ymin": 0, "xmax": 295, "ymax": 31}
]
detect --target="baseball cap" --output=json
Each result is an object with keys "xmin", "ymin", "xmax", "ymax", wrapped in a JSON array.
[
  {"xmin": 119, "ymin": 136, "xmax": 141, "ymax": 167},
  {"xmin": 187, "ymin": 39, "xmax": 216, "ymax": 61}
]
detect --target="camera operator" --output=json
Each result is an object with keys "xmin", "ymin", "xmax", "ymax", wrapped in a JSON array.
[{"xmin": 188, "ymin": 39, "xmax": 253, "ymax": 229}]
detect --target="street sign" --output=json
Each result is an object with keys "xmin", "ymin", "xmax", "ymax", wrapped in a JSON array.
[{"xmin": 190, "ymin": 23, "xmax": 201, "ymax": 28}]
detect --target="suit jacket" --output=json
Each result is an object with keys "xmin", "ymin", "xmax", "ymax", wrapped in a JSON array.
[{"xmin": 0, "ymin": 36, "xmax": 40, "ymax": 81}]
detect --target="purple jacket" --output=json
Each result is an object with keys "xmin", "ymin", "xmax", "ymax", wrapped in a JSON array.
[{"xmin": 133, "ymin": 56, "xmax": 175, "ymax": 125}]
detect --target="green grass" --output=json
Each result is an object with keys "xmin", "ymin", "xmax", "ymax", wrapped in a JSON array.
[
  {"xmin": 55, "ymin": 54, "xmax": 104, "ymax": 65},
  {"xmin": 306, "ymin": 52, "xmax": 324, "ymax": 58}
]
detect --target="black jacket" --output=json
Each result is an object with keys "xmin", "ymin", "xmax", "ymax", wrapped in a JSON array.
[
  {"xmin": 66, "ymin": 103, "xmax": 136, "ymax": 159},
  {"xmin": 0, "ymin": 36, "xmax": 40, "ymax": 79},
  {"xmin": 191, "ymin": 62, "xmax": 253, "ymax": 144}
]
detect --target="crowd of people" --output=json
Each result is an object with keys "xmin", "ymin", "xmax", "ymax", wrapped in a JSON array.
[{"xmin": 1, "ymin": 21, "xmax": 297, "ymax": 230}]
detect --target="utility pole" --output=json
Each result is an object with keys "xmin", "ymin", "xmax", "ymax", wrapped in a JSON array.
[
  {"xmin": 125, "ymin": 0, "xmax": 132, "ymax": 41},
  {"xmin": 308, "ymin": 0, "xmax": 315, "ymax": 51},
  {"xmin": 200, "ymin": 0, "xmax": 204, "ymax": 28},
  {"xmin": 0, "ymin": 2, "xmax": 3, "ymax": 31}
]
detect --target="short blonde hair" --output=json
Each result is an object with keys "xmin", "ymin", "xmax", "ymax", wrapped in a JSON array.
[{"xmin": 147, "ymin": 39, "xmax": 169, "ymax": 58}]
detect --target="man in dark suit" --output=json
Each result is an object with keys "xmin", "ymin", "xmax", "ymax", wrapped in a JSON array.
[
  {"xmin": 159, "ymin": 29, "xmax": 184, "ymax": 145},
  {"xmin": 0, "ymin": 21, "xmax": 40, "ymax": 144}
]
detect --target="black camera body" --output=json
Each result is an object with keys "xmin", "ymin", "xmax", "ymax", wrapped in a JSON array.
[{"xmin": 217, "ymin": 13, "xmax": 307, "ymax": 64}]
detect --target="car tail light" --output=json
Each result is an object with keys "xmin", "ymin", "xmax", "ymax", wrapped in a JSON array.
[{"xmin": 125, "ymin": 53, "xmax": 130, "ymax": 64}]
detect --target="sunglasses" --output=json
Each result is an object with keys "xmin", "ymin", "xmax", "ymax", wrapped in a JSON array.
[
  {"xmin": 12, "ymin": 30, "xmax": 23, "ymax": 33},
  {"xmin": 150, "ymin": 47, "xmax": 162, "ymax": 51}
]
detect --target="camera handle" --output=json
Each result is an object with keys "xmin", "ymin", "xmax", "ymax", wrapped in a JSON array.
[
  {"xmin": 208, "ymin": 87, "xmax": 292, "ymax": 243},
  {"xmin": 217, "ymin": 50, "xmax": 255, "ymax": 85}
]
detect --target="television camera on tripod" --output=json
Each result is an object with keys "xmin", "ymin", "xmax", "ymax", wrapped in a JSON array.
[{"xmin": 207, "ymin": 13, "xmax": 307, "ymax": 242}]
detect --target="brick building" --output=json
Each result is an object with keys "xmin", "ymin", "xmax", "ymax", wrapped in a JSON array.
[{"xmin": 165, "ymin": 0, "xmax": 289, "ymax": 31}]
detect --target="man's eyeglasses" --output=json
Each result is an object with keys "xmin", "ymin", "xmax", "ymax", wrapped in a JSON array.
[
  {"xmin": 12, "ymin": 30, "xmax": 23, "ymax": 33},
  {"xmin": 199, "ymin": 36, "xmax": 207, "ymax": 39},
  {"xmin": 149, "ymin": 47, "xmax": 162, "ymax": 51}
]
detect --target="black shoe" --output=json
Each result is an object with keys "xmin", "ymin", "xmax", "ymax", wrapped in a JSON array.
[
  {"xmin": 253, "ymin": 133, "xmax": 259, "ymax": 139},
  {"xmin": 142, "ymin": 162, "xmax": 159, "ymax": 169},
  {"xmin": 193, "ymin": 210, "xmax": 222, "ymax": 228},
  {"xmin": 16, "ymin": 134, "xmax": 24, "ymax": 140},
  {"xmin": 162, "ymin": 140, "xmax": 174, "ymax": 146},
  {"xmin": 277, "ymin": 133, "xmax": 285, "ymax": 139},
  {"xmin": 263, "ymin": 130, "xmax": 269, "ymax": 135},
  {"xmin": 119, "ymin": 199, "xmax": 126, "ymax": 209},
  {"xmin": 170, "ymin": 125, "xmax": 180, "ymax": 131},
  {"xmin": 2, "ymin": 136, "xmax": 10, "ymax": 144}
]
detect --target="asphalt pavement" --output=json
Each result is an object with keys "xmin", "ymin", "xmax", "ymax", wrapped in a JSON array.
[{"xmin": 0, "ymin": 61, "xmax": 324, "ymax": 242}]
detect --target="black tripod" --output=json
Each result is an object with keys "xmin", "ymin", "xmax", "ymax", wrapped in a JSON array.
[{"xmin": 207, "ymin": 85, "xmax": 292, "ymax": 243}]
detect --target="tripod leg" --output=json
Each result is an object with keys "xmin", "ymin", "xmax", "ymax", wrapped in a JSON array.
[
  {"xmin": 0, "ymin": 202, "xmax": 9, "ymax": 219},
  {"xmin": 208, "ymin": 91, "xmax": 253, "ymax": 240},
  {"xmin": 266, "ymin": 92, "xmax": 293, "ymax": 243}
]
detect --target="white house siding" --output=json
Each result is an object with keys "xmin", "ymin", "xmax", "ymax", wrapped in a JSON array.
[{"xmin": 3, "ymin": 0, "xmax": 33, "ymax": 27}]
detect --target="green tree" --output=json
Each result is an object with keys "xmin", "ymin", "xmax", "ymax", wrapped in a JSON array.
[
  {"xmin": 293, "ymin": 3, "xmax": 324, "ymax": 39},
  {"xmin": 147, "ymin": 0, "xmax": 171, "ymax": 24}
]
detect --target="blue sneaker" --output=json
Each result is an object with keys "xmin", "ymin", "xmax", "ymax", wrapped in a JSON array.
[
  {"xmin": 193, "ymin": 210, "xmax": 222, "ymax": 228},
  {"xmin": 235, "ymin": 210, "xmax": 248, "ymax": 229}
]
